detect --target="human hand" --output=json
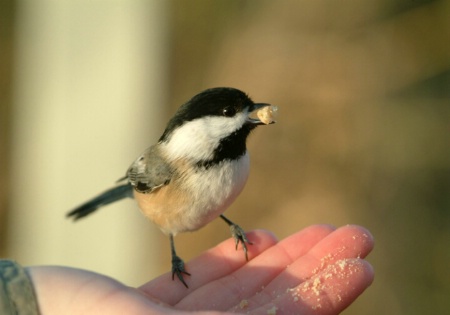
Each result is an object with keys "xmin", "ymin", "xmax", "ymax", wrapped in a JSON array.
[{"xmin": 28, "ymin": 225, "xmax": 374, "ymax": 314}]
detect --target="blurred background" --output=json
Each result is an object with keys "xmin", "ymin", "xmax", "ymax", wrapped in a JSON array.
[{"xmin": 1, "ymin": 0, "xmax": 449, "ymax": 314}]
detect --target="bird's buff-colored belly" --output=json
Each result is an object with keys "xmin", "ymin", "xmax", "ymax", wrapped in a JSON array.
[{"xmin": 134, "ymin": 155, "xmax": 250, "ymax": 235}]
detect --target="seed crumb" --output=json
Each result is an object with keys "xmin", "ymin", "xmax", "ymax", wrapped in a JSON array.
[
  {"xmin": 311, "ymin": 277, "xmax": 322, "ymax": 296},
  {"xmin": 312, "ymin": 303, "xmax": 322, "ymax": 310},
  {"xmin": 239, "ymin": 299, "xmax": 249, "ymax": 309},
  {"xmin": 324, "ymin": 272, "xmax": 333, "ymax": 280},
  {"xmin": 267, "ymin": 306, "xmax": 278, "ymax": 314},
  {"xmin": 301, "ymin": 281, "xmax": 311, "ymax": 292},
  {"xmin": 257, "ymin": 105, "xmax": 278, "ymax": 124},
  {"xmin": 337, "ymin": 260, "xmax": 347, "ymax": 270}
]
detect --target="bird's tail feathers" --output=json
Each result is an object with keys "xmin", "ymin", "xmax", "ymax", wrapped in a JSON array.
[{"xmin": 67, "ymin": 184, "xmax": 133, "ymax": 220}]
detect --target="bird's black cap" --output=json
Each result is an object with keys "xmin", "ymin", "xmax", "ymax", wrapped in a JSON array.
[{"xmin": 159, "ymin": 87, "xmax": 257, "ymax": 142}]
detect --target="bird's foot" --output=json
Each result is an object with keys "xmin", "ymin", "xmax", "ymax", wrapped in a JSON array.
[
  {"xmin": 171, "ymin": 254, "xmax": 190, "ymax": 288},
  {"xmin": 229, "ymin": 223, "xmax": 253, "ymax": 261}
]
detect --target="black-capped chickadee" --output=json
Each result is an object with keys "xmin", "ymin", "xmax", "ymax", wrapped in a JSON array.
[{"xmin": 67, "ymin": 87, "xmax": 276, "ymax": 287}]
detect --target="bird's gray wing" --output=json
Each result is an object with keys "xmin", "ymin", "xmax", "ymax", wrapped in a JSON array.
[{"xmin": 126, "ymin": 145, "xmax": 173, "ymax": 194}]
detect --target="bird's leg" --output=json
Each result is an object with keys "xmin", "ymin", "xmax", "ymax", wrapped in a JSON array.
[
  {"xmin": 220, "ymin": 214, "xmax": 253, "ymax": 261},
  {"xmin": 170, "ymin": 234, "xmax": 190, "ymax": 288}
]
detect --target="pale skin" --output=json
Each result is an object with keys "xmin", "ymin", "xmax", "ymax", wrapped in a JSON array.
[{"xmin": 28, "ymin": 225, "xmax": 374, "ymax": 315}]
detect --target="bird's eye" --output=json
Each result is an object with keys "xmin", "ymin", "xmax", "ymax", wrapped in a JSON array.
[{"xmin": 222, "ymin": 106, "xmax": 236, "ymax": 117}]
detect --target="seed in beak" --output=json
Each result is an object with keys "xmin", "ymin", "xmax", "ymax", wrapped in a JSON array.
[{"xmin": 257, "ymin": 105, "xmax": 278, "ymax": 124}]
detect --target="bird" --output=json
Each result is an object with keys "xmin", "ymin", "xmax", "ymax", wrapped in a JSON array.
[{"xmin": 67, "ymin": 87, "xmax": 276, "ymax": 287}]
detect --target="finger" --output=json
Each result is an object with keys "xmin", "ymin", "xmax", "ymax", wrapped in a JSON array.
[
  {"xmin": 243, "ymin": 225, "xmax": 374, "ymax": 309},
  {"xmin": 139, "ymin": 229, "xmax": 278, "ymax": 304},
  {"xmin": 242, "ymin": 259, "xmax": 374, "ymax": 315},
  {"xmin": 174, "ymin": 225, "xmax": 336, "ymax": 311}
]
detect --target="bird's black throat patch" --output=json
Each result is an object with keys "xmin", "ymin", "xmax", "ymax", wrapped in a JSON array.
[{"xmin": 196, "ymin": 124, "xmax": 254, "ymax": 169}]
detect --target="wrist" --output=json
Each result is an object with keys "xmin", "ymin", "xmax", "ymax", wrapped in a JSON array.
[{"xmin": 0, "ymin": 260, "xmax": 40, "ymax": 315}]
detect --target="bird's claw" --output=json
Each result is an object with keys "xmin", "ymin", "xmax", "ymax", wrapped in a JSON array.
[
  {"xmin": 172, "ymin": 255, "xmax": 190, "ymax": 288},
  {"xmin": 230, "ymin": 224, "xmax": 253, "ymax": 261}
]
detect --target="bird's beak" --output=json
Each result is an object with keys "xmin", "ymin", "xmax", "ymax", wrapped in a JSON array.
[{"xmin": 246, "ymin": 103, "xmax": 277, "ymax": 126}]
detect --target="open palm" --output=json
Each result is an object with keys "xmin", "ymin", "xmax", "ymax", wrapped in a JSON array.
[{"xmin": 30, "ymin": 225, "xmax": 374, "ymax": 315}]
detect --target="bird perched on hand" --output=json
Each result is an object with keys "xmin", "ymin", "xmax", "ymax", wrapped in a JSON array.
[{"xmin": 67, "ymin": 87, "xmax": 276, "ymax": 287}]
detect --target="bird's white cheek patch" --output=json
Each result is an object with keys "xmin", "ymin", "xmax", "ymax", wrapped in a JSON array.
[{"xmin": 163, "ymin": 114, "xmax": 247, "ymax": 161}]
